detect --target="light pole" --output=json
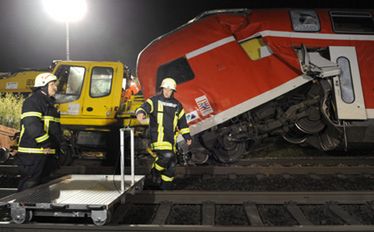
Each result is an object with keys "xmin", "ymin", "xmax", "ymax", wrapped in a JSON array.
[{"xmin": 42, "ymin": 0, "xmax": 87, "ymax": 60}]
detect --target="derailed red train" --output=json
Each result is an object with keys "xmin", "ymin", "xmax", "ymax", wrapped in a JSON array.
[{"xmin": 137, "ymin": 9, "xmax": 374, "ymax": 163}]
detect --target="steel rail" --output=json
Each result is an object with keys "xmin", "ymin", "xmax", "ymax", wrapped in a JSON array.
[
  {"xmin": 1, "ymin": 221, "xmax": 374, "ymax": 231},
  {"xmin": 2, "ymin": 164, "xmax": 374, "ymax": 177},
  {"xmin": 2, "ymin": 155, "xmax": 374, "ymax": 175},
  {"xmin": 175, "ymin": 165, "xmax": 374, "ymax": 176},
  {"xmin": 127, "ymin": 190, "xmax": 374, "ymax": 204},
  {"xmin": 238, "ymin": 156, "xmax": 374, "ymax": 166},
  {"xmin": 1, "ymin": 191, "xmax": 374, "ymax": 231}
]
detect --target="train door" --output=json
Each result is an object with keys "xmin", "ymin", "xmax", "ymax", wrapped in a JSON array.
[{"xmin": 329, "ymin": 46, "xmax": 367, "ymax": 120}]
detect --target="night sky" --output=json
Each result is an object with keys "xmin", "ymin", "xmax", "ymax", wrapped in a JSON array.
[{"xmin": 0, "ymin": 0, "xmax": 372, "ymax": 73}]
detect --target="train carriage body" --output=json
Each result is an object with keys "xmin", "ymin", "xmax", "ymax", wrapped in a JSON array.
[{"xmin": 137, "ymin": 9, "xmax": 374, "ymax": 163}]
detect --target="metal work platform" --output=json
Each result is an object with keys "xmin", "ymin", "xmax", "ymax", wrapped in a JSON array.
[{"xmin": 0, "ymin": 128, "xmax": 144, "ymax": 225}]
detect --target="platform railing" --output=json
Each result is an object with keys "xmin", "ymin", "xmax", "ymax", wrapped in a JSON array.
[{"xmin": 120, "ymin": 127, "xmax": 135, "ymax": 193}]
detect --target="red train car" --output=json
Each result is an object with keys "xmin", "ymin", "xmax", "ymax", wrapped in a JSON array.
[{"xmin": 137, "ymin": 9, "xmax": 374, "ymax": 163}]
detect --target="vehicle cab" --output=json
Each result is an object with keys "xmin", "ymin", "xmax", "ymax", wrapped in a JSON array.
[{"xmin": 54, "ymin": 60, "xmax": 126, "ymax": 127}]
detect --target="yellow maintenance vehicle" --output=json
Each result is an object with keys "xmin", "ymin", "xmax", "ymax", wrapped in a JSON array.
[
  {"xmin": 0, "ymin": 69, "xmax": 46, "ymax": 93},
  {"xmin": 0, "ymin": 60, "xmax": 146, "ymax": 165}
]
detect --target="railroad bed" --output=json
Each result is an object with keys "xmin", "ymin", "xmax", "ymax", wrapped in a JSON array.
[
  {"xmin": 1, "ymin": 155, "xmax": 374, "ymax": 230},
  {"xmin": 1, "ymin": 191, "xmax": 374, "ymax": 231}
]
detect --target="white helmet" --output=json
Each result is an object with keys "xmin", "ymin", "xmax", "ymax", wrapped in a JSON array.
[
  {"xmin": 160, "ymin": 78, "xmax": 177, "ymax": 91},
  {"xmin": 34, "ymin": 73, "xmax": 57, "ymax": 87}
]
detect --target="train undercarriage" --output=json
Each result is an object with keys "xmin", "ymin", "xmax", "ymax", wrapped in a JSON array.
[
  {"xmin": 184, "ymin": 45, "xmax": 374, "ymax": 164},
  {"xmin": 186, "ymin": 79, "xmax": 372, "ymax": 164}
]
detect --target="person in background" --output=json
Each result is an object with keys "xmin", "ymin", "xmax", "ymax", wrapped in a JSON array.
[
  {"xmin": 122, "ymin": 74, "xmax": 141, "ymax": 101},
  {"xmin": 16, "ymin": 73, "xmax": 63, "ymax": 191},
  {"xmin": 136, "ymin": 77, "xmax": 192, "ymax": 190}
]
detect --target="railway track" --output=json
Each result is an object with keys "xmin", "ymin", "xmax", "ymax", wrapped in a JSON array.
[
  {"xmin": 1, "ymin": 191, "xmax": 374, "ymax": 231},
  {"xmin": 122, "ymin": 190, "xmax": 374, "ymax": 227},
  {"xmin": 1, "ymin": 155, "xmax": 374, "ymax": 231},
  {"xmin": 2, "ymin": 155, "xmax": 374, "ymax": 174},
  {"xmin": 2, "ymin": 159, "xmax": 374, "ymax": 189},
  {"xmin": 2, "ymin": 155, "xmax": 374, "ymax": 193},
  {"xmin": 236, "ymin": 155, "xmax": 374, "ymax": 166}
]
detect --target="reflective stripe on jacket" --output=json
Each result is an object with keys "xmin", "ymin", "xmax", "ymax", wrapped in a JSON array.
[{"xmin": 18, "ymin": 90, "xmax": 62, "ymax": 155}]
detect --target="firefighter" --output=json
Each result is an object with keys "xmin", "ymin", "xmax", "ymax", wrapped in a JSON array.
[
  {"xmin": 136, "ymin": 77, "xmax": 192, "ymax": 190},
  {"xmin": 122, "ymin": 75, "xmax": 141, "ymax": 101},
  {"xmin": 15, "ymin": 73, "xmax": 62, "ymax": 191}
]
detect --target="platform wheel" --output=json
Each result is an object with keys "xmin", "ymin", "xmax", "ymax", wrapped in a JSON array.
[
  {"xmin": 91, "ymin": 209, "xmax": 111, "ymax": 226},
  {"xmin": 12, "ymin": 208, "xmax": 33, "ymax": 224}
]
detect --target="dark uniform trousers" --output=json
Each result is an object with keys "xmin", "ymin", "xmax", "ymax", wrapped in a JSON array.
[
  {"xmin": 16, "ymin": 154, "xmax": 58, "ymax": 191},
  {"xmin": 151, "ymin": 150, "xmax": 177, "ymax": 190}
]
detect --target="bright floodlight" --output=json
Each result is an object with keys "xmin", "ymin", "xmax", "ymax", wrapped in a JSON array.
[{"xmin": 43, "ymin": 0, "xmax": 87, "ymax": 23}]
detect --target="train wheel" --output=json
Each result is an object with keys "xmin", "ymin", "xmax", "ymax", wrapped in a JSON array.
[
  {"xmin": 213, "ymin": 134, "xmax": 246, "ymax": 163},
  {"xmin": 296, "ymin": 117, "xmax": 325, "ymax": 134},
  {"xmin": 282, "ymin": 126, "xmax": 307, "ymax": 144},
  {"xmin": 190, "ymin": 150, "xmax": 210, "ymax": 164},
  {"xmin": 295, "ymin": 107, "xmax": 325, "ymax": 134},
  {"xmin": 319, "ymin": 130, "xmax": 340, "ymax": 150}
]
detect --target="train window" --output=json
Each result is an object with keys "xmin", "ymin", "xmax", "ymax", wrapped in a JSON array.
[
  {"xmin": 290, "ymin": 10, "xmax": 320, "ymax": 32},
  {"xmin": 90, "ymin": 67, "xmax": 113, "ymax": 98},
  {"xmin": 337, "ymin": 57, "xmax": 355, "ymax": 104},
  {"xmin": 55, "ymin": 65, "xmax": 85, "ymax": 104},
  {"xmin": 156, "ymin": 57, "xmax": 195, "ymax": 91},
  {"xmin": 240, "ymin": 37, "xmax": 272, "ymax": 61},
  {"xmin": 330, "ymin": 11, "xmax": 374, "ymax": 34}
]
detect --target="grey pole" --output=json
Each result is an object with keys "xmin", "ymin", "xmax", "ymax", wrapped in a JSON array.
[
  {"xmin": 65, "ymin": 22, "xmax": 70, "ymax": 60},
  {"xmin": 120, "ymin": 128, "xmax": 125, "ymax": 193}
]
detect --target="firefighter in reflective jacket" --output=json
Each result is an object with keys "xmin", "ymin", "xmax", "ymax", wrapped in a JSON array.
[
  {"xmin": 16, "ymin": 73, "xmax": 62, "ymax": 191},
  {"xmin": 136, "ymin": 78, "xmax": 192, "ymax": 190}
]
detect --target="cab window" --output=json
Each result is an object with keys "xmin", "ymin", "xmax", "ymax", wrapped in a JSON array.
[
  {"xmin": 90, "ymin": 67, "xmax": 113, "ymax": 98},
  {"xmin": 156, "ymin": 57, "xmax": 194, "ymax": 92},
  {"xmin": 55, "ymin": 65, "xmax": 85, "ymax": 103}
]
